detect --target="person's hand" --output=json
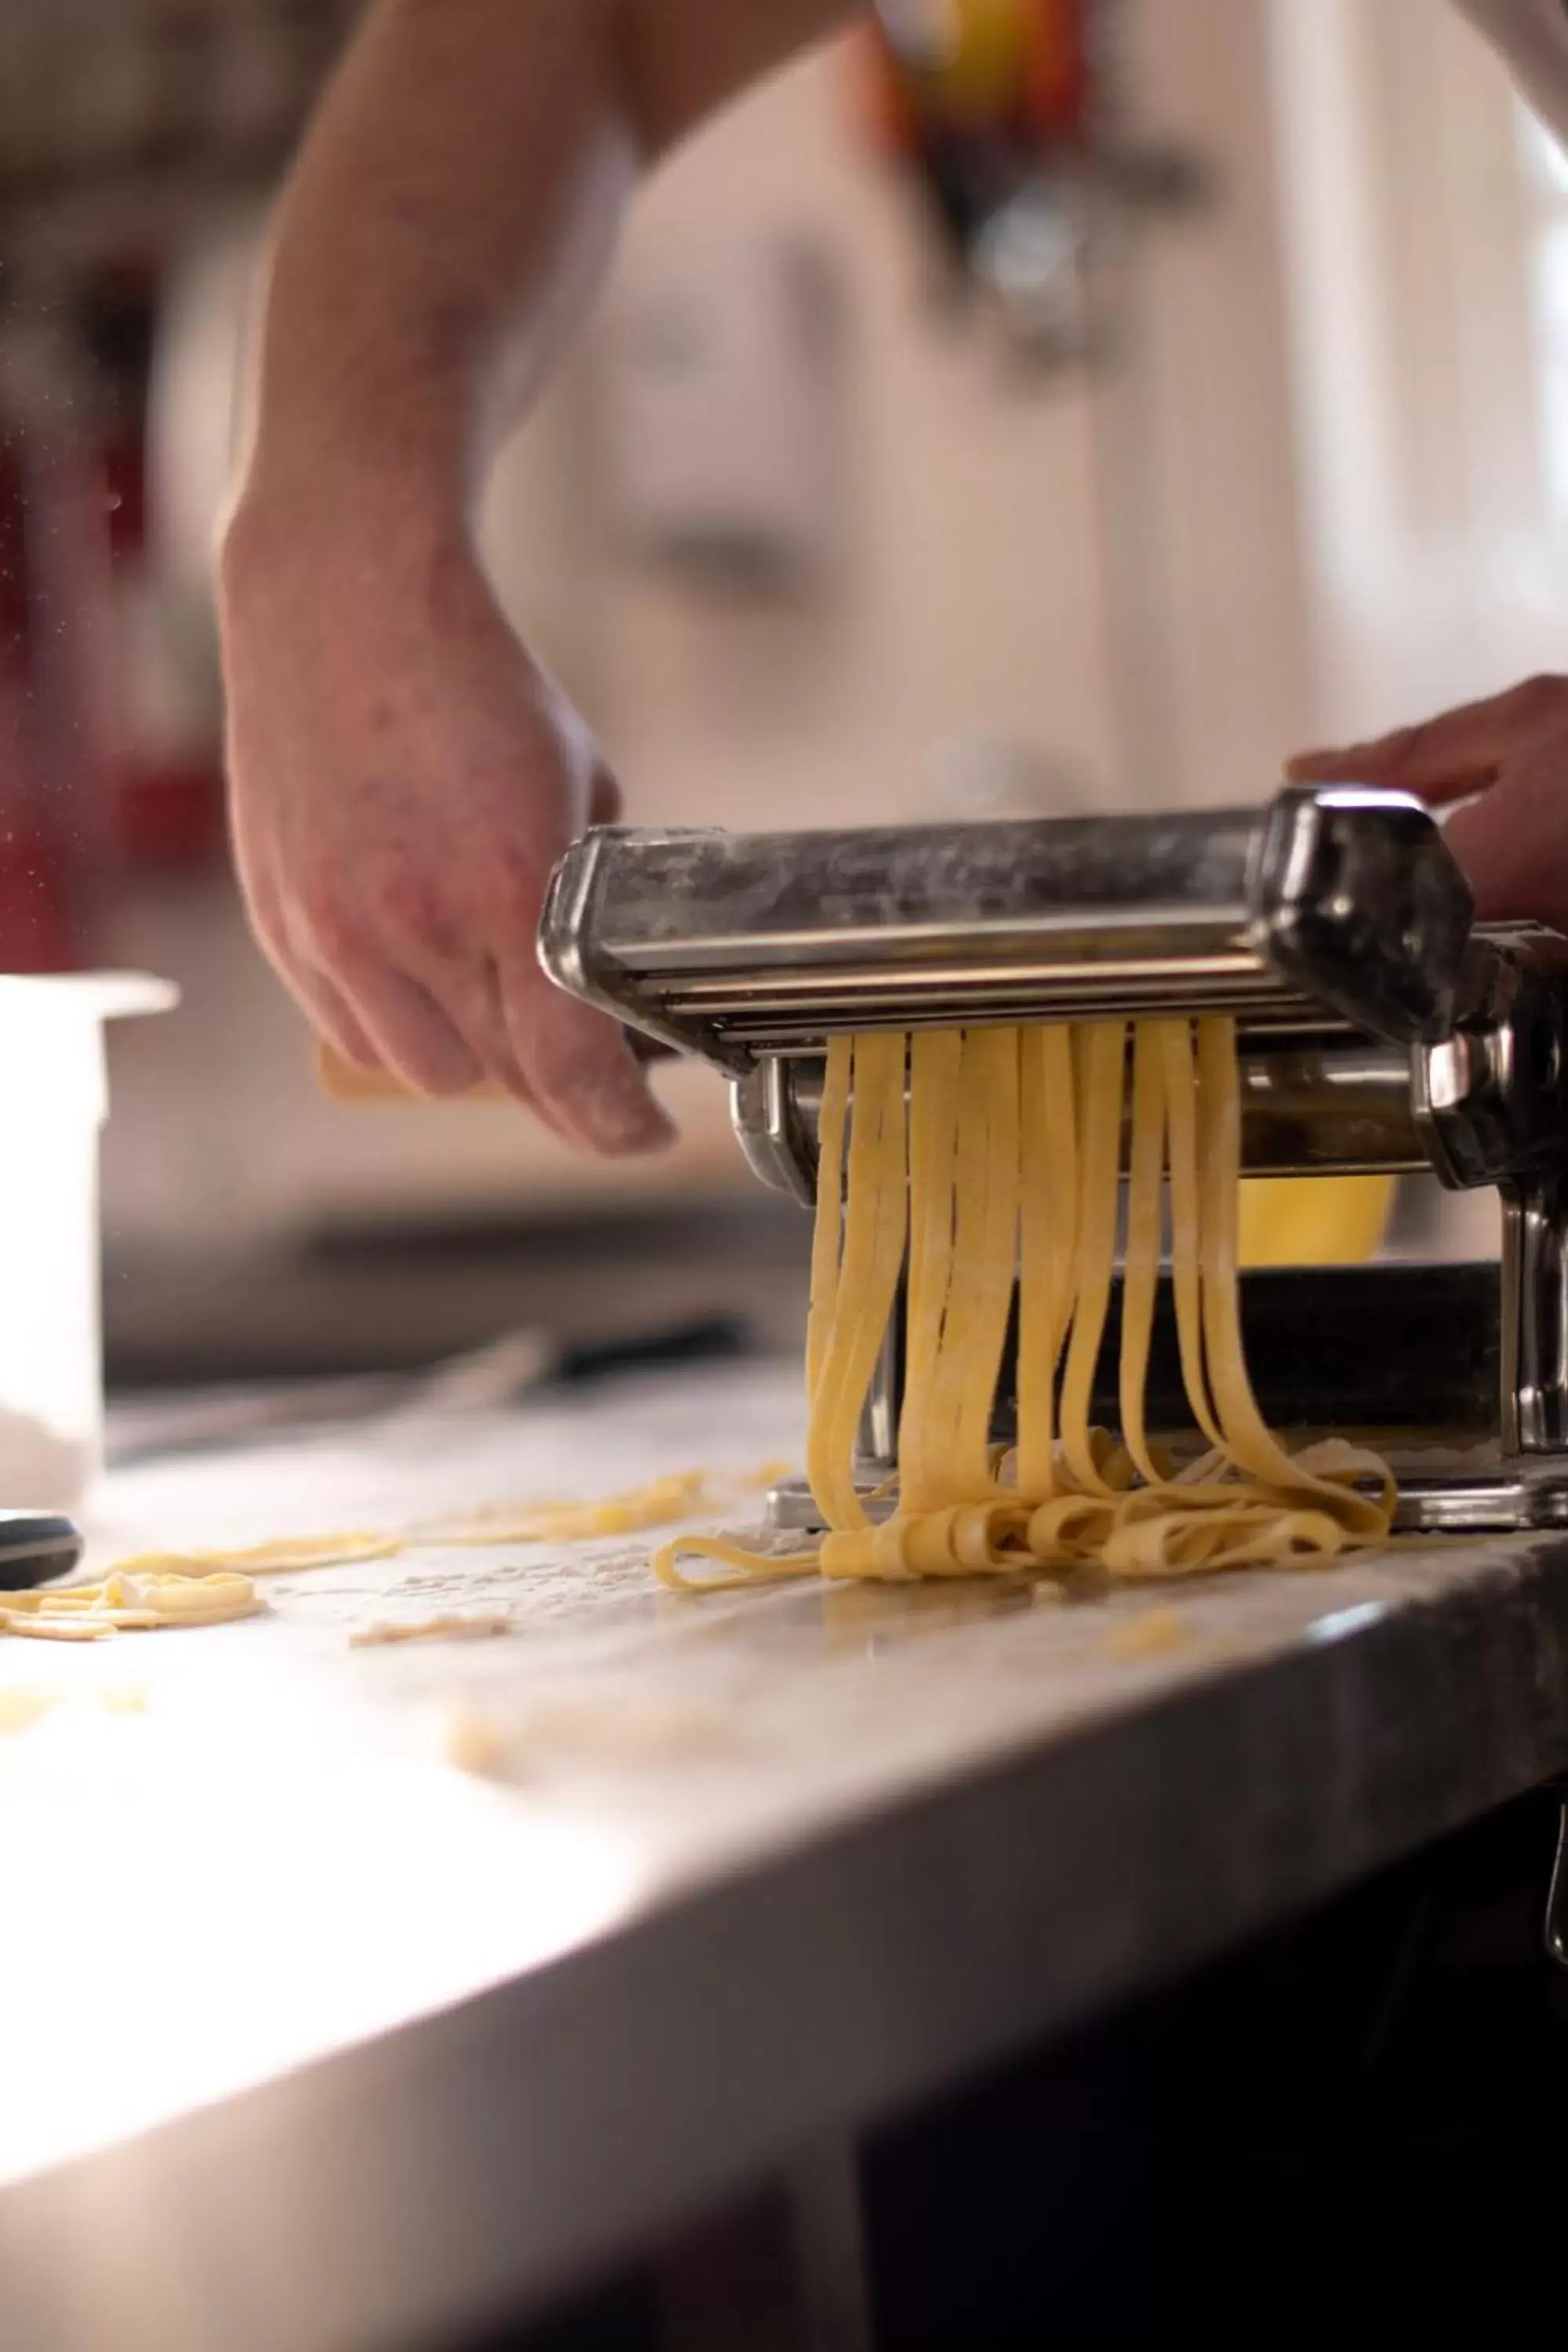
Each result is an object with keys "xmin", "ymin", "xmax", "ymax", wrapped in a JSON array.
[
  {"xmin": 217, "ymin": 500, "xmax": 674, "ymax": 1156},
  {"xmin": 1287, "ymin": 674, "xmax": 1568, "ymax": 927}
]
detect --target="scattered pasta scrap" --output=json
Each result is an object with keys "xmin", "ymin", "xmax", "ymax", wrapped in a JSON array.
[
  {"xmin": 349, "ymin": 1612, "xmax": 513, "ymax": 1649},
  {"xmin": 414, "ymin": 1472, "xmax": 714, "ymax": 1547},
  {"xmin": 108, "ymin": 1534, "xmax": 402, "ymax": 1579},
  {"xmin": 1105, "ymin": 1608, "xmax": 1189, "ymax": 1661},
  {"xmin": 658, "ymin": 1018, "xmax": 1396, "ymax": 1594},
  {"xmin": 0, "ymin": 1571, "xmax": 262, "ymax": 1642}
]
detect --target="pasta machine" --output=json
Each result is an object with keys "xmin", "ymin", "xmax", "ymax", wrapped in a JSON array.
[{"xmin": 539, "ymin": 783, "xmax": 1568, "ymax": 1537}]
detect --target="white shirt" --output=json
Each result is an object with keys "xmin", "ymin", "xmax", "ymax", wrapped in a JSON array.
[{"xmin": 1454, "ymin": 0, "xmax": 1568, "ymax": 138}]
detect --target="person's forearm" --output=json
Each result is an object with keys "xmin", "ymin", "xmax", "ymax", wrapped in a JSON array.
[
  {"xmin": 236, "ymin": 0, "xmax": 851, "ymax": 533},
  {"xmin": 217, "ymin": 0, "xmax": 852, "ymax": 1143},
  {"xmin": 1450, "ymin": 0, "xmax": 1568, "ymax": 146}
]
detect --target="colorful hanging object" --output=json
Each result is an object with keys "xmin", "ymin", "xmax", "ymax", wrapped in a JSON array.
[
  {"xmin": 857, "ymin": 1, "xmax": 1092, "ymax": 157},
  {"xmin": 851, "ymin": 0, "xmax": 1099, "ymax": 321},
  {"xmin": 849, "ymin": 0, "xmax": 1203, "ymax": 365}
]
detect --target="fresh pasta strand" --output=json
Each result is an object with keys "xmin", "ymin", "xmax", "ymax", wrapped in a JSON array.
[
  {"xmin": 1015, "ymin": 1024, "xmax": 1078, "ymax": 1504},
  {"xmin": 906, "ymin": 1029, "xmax": 1018, "ymax": 1514},
  {"xmin": 655, "ymin": 1015, "xmax": 1396, "ymax": 1592},
  {"xmin": 898, "ymin": 1030, "xmax": 964, "ymax": 1513},
  {"xmin": 806, "ymin": 1033, "xmax": 853, "ymax": 1408},
  {"xmin": 805, "ymin": 1033, "xmax": 910, "ymax": 1533},
  {"xmin": 1055, "ymin": 1020, "xmax": 1128, "ymax": 1501},
  {"xmin": 109, "ymin": 1534, "xmax": 402, "ymax": 1578}
]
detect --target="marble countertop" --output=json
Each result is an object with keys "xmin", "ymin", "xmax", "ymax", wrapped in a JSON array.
[{"xmin": 3, "ymin": 1359, "xmax": 1567, "ymax": 2352}]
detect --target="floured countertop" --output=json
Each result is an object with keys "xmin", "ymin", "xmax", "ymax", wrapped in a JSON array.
[{"xmin": 3, "ymin": 1359, "xmax": 1568, "ymax": 2352}]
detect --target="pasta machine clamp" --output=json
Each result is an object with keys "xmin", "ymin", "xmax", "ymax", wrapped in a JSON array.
[{"xmin": 539, "ymin": 785, "xmax": 1568, "ymax": 1537}]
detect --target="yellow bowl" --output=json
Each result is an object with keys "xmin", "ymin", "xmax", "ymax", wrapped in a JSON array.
[{"xmin": 1237, "ymin": 1175, "xmax": 1395, "ymax": 1269}]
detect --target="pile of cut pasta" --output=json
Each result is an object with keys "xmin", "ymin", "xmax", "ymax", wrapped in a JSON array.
[{"xmin": 657, "ymin": 1015, "xmax": 1395, "ymax": 1590}]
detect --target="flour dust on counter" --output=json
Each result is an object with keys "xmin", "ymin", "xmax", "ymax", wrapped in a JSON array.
[
  {"xmin": 86, "ymin": 1463, "xmax": 786, "ymax": 1648},
  {"xmin": 79, "ymin": 1365, "xmax": 809, "ymax": 1656}
]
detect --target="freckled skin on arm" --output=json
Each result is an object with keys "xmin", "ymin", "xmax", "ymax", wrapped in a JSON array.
[{"xmin": 220, "ymin": 0, "xmax": 855, "ymax": 1152}]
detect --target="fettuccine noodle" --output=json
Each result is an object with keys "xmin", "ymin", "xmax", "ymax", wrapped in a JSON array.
[{"xmin": 656, "ymin": 1016, "xmax": 1395, "ymax": 1590}]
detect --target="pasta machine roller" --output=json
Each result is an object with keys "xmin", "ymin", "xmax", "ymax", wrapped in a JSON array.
[{"xmin": 539, "ymin": 784, "xmax": 1568, "ymax": 1537}]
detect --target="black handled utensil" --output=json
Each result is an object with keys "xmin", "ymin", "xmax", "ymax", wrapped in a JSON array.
[{"xmin": 0, "ymin": 1512, "xmax": 83, "ymax": 1592}]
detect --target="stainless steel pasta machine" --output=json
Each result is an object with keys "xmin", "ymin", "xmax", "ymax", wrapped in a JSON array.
[{"xmin": 540, "ymin": 783, "xmax": 1568, "ymax": 1537}]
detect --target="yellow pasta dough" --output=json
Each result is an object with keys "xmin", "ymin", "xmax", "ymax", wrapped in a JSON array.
[
  {"xmin": 0, "ymin": 1570, "xmax": 263, "ymax": 1641},
  {"xmin": 656, "ymin": 1017, "xmax": 1396, "ymax": 1591},
  {"xmin": 348, "ymin": 1612, "xmax": 513, "ymax": 1649}
]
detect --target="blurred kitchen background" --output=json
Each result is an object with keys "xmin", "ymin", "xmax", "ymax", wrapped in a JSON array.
[{"xmin": 0, "ymin": 0, "xmax": 1556, "ymax": 1389}]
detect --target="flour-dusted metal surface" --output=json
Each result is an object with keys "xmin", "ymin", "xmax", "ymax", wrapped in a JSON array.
[{"xmin": 3, "ymin": 1359, "xmax": 1568, "ymax": 2352}]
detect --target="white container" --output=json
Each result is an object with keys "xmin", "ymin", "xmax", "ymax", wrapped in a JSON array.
[{"xmin": 0, "ymin": 973, "xmax": 176, "ymax": 1513}]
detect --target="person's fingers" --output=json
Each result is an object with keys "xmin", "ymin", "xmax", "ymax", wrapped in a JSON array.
[
  {"xmin": 471, "ymin": 957, "xmax": 546, "ymax": 1105},
  {"xmin": 417, "ymin": 953, "xmax": 593, "ymax": 1146},
  {"xmin": 451, "ymin": 826, "xmax": 673, "ymax": 1154},
  {"xmin": 238, "ymin": 862, "xmax": 307, "ymax": 994},
  {"xmin": 326, "ymin": 950, "xmax": 487, "ymax": 1098},
  {"xmin": 589, "ymin": 764, "xmax": 622, "ymax": 827},
  {"xmin": 1441, "ymin": 760, "xmax": 1568, "ymax": 927},
  {"xmin": 497, "ymin": 946, "xmax": 675, "ymax": 1156},
  {"xmin": 1286, "ymin": 719, "xmax": 1498, "ymax": 800},
  {"xmin": 278, "ymin": 956, "xmax": 384, "ymax": 1073},
  {"xmin": 1287, "ymin": 748, "xmax": 1501, "ymax": 808},
  {"xmin": 1287, "ymin": 675, "xmax": 1568, "ymax": 804},
  {"xmin": 363, "ymin": 848, "xmax": 593, "ymax": 1131},
  {"xmin": 285, "ymin": 872, "xmax": 487, "ymax": 1097},
  {"xmin": 390, "ymin": 933, "xmax": 546, "ymax": 1109},
  {"xmin": 298, "ymin": 971, "xmax": 382, "ymax": 1071},
  {"xmin": 238, "ymin": 863, "xmax": 390, "ymax": 1073}
]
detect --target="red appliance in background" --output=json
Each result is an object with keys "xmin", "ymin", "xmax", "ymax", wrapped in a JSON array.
[
  {"xmin": 0, "ymin": 253, "xmax": 226, "ymax": 975},
  {"xmin": 85, "ymin": 257, "xmax": 227, "ymax": 877},
  {"xmin": 0, "ymin": 0, "xmax": 372, "ymax": 977},
  {"xmin": 0, "ymin": 401, "xmax": 113, "ymax": 972}
]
